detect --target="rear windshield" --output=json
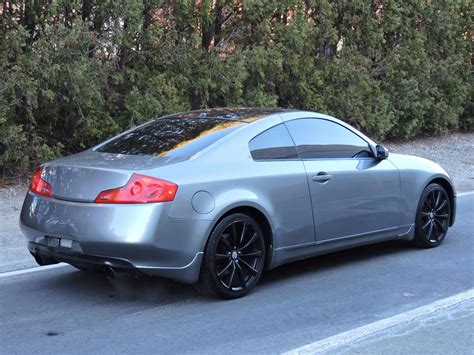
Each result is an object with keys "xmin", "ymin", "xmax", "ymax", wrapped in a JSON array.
[{"xmin": 96, "ymin": 117, "xmax": 244, "ymax": 157}]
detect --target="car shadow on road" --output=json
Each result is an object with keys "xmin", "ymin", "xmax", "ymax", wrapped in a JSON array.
[
  {"xmin": 259, "ymin": 240, "xmax": 416, "ymax": 287},
  {"xmin": 46, "ymin": 267, "xmax": 196, "ymax": 305}
]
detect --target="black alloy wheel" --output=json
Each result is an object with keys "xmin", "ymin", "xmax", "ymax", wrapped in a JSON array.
[
  {"xmin": 195, "ymin": 213, "xmax": 266, "ymax": 299},
  {"xmin": 414, "ymin": 183, "xmax": 450, "ymax": 248}
]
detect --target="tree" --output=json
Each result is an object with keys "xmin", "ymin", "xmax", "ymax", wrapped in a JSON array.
[{"xmin": 0, "ymin": 0, "xmax": 471, "ymax": 178}]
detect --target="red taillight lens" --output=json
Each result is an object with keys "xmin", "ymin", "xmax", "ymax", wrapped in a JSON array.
[
  {"xmin": 94, "ymin": 174, "xmax": 178, "ymax": 204},
  {"xmin": 30, "ymin": 167, "xmax": 53, "ymax": 198}
]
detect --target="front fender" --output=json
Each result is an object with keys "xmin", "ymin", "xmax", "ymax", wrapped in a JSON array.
[{"xmin": 388, "ymin": 154, "xmax": 456, "ymax": 226}]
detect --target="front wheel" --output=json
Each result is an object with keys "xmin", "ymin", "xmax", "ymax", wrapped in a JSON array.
[
  {"xmin": 195, "ymin": 213, "xmax": 266, "ymax": 299},
  {"xmin": 413, "ymin": 183, "xmax": 451, "ymax": 248}
]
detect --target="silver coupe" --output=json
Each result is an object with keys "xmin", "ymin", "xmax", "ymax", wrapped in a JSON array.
[{"xmin": 20, "ymin": 108, "xmax": 456, "ymax": 298}]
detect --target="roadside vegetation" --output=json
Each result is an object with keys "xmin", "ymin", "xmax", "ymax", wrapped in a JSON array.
[{"xmin": 0, "ymin": 1, "xmax": 472, "ymax": 179}]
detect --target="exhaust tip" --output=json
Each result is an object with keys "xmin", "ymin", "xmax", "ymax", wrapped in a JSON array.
[
  {"xmin": 32, "ymin": 253, "xmax": 58, "ymax": 266},
  {"xmin": 103, "ymin": 266, "xmax": 116, "ymax": 279}
]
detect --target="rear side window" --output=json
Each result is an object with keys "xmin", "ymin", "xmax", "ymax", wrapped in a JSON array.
[
  {"xmin": 249, "ymin": 124, "xmax": 298, "ymax": 160},
  {"xmin": 285, "ymin": 118, "xmax": 372, "ymax": 159},
  {"xmin": 96, "ymin": 117, "xmax": 244, "ymax": 157}
]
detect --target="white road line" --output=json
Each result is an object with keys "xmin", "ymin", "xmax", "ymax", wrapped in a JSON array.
[
  {"xmin": 458, "ymin": 191, "xmax": 474, "ymax": 197},
  {"xmin": 0, "ymin": 263, "xmax": 67, "ymax": 278},
  {"xmin": 284, "ymin": 288, "xmax": 474, "ymax": 355}
]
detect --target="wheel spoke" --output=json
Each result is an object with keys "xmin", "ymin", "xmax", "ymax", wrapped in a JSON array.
[
  {"xmin": 239, "ymin": 232, "xmax": 258, "ymax": 251},
  {"xmin": 215, "ymin": 253, "xmax": 229, "ymax": 260},
  {"xmin": 421, "ymin": 212, "xmax": 430, "ymax": 217},
  {"xmin": 434, "ymin": 191, "xmax": 441, "ymax": 210},
  {"xmin": 434, "ymin": 218, "xmax": 447, "ymax": 233},
  {"xmin": 426, "ymin": 192, "xmax": 434, "ymax": 209},
  {"xmin": 239, "ymin": 222, "xmax": 248, "ymax": 247},
  {"xmin": 434, "ymin": 199, "xmax": 447, "ymax": 212},
  {"xmin": 217, "ymin": 260, "xmax": 233, "ymax": 277},
  {"xmin": 436, "ymin": 213, "xmax": 449, "ymax": 220},
  {"xmin": 427, "ymin": 220, "xmax": 434, "ymax": 240},
  {"xmin": 431, "ymin": 191, "xmax": 438, "ymax": 208},
  {"xmin": 431, "ymin": 221, "xmax": 439, "ymax": 241},
  {"xmin": 236, "ymin": 263, "xmax": 246, "ymax": 289},
  {"xmin": 220, "ymin": 234, "xmax": 233, "ymax": 251},
  {"xmin": 239, "ymin": 258, "xmax": 258, "ymax": 276},
  {"xmin": 423, "ymin": 200, "xmax": 431, "ymax": 211},
  {"xmin": 227, "ymin": 263, "xmax": 236, "ymax": 289},
  {"xmin": 231, "ymin": 223, "xmax": 238, "ymax": 247},
  {"xmin": 422, "ymin": 219, "xmax": 431, "ymax": 230},
  {"xmin": 240, "ymin": 250, "xmax": 263, "ymax": 258}
]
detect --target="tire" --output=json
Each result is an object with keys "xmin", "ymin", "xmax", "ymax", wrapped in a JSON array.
[
  {"xmin": 413, "ymin": 183, "xmax": 451, "ymax": 248},
  {"xmin": 195, "ymin": 213, "xmax": 266, "ymax": 299}
]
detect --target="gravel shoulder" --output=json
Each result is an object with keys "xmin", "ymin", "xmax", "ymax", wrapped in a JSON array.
[
  {"xmin": 0, "ymin": 132, "xmax": 473, "ymax": 273},
  {"xmin": 384, "ymin": 132, "xmax": 474, "ymax": 192}
]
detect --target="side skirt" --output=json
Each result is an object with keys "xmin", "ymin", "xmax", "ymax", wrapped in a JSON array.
[{"xmin": 270, "ymin": 224, "xmax": 414, "ymax": 269}]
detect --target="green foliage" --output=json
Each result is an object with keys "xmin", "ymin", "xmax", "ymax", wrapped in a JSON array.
[{"xmin": 0, "ymin": 0, "xmax": 471, "ymax": 177}]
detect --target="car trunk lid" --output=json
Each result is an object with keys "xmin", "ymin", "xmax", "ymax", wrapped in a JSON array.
[{"xmin": 41, "ymin": 150, "xmax": 186, "ymax": 202}]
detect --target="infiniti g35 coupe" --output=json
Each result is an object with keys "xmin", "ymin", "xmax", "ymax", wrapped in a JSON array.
[{"xmin": 21, "ymin": 108, "xmax": 456, "ymax": 299}]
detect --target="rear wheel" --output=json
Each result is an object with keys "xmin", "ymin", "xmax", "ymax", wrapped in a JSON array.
[
  {"xmin": 195, "ymin": 213, "xmax": 266, "ymax": 299},
  {"xmin": 414, "ymin": 183, "xmax": 451, "ymax": 248}
]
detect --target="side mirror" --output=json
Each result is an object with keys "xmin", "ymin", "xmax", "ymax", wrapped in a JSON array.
[{"xmin": 376, "ymin": 145, "xmax": 389, "ymax": 160}]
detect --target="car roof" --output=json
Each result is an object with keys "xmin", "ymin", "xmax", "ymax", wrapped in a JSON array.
[{"xmin": 163, "ymin": 107, "xmax": 294, "ymax": 122}]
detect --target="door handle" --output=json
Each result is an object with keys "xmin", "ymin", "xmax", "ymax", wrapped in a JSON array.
[{"xmin": 312, "ymin": 172, "xmax": 332, "ymax": 182}]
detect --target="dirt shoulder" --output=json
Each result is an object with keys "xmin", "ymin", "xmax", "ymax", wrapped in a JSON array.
[{"xmin": 0, "ymin": 132, "xmax": 472, "ymax": 273}]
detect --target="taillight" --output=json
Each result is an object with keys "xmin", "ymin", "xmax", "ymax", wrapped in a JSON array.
[
  {"xmin": 30, "ymin": 167, "xmax": 53, "ymax": 198},
  {"xmin": 94, "ymin": 174, "xmax": 178, "ymax": 204}
]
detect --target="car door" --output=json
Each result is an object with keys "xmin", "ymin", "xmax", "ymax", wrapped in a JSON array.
[
  {"xmin": 285, "ymin": 118, "xmax": 401, "ymax": 243},
  {"xmin": 248, "ymin": 123, "xmax": 316, "ymax": 248}
]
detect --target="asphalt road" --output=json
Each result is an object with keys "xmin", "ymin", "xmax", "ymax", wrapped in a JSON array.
[{"xmin": 1, "ymin": 195, "xmax": 473, "ymax": 354}]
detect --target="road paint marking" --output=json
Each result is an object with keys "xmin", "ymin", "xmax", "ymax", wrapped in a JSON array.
[
  {"xmin": 284, "ymin": 288, "xmax": 474, "ymax": 355},
  {"xmin": 0, "ymin": 263, "xmax": 67, "ymax": 278},
  {"xmin": 458, "ymin": 191, "xmax": 474, "ymax": 197}
]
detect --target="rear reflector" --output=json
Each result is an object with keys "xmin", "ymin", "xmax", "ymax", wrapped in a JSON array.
[
  {"xmin": 30, "ymin": 167, "xmax": 53, "ymax": 198},
  {"xmin": 94, "ymin": 174, "xmax": 178, "ymax": 204}
]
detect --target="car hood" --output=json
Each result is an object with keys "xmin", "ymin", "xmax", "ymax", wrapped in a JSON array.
[{"xmin": 388, "ymin": 153, "xmax": 451, "ymax": 177}]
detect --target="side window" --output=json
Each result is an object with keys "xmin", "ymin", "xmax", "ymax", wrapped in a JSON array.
[
  {"xmin": 285, "ymin": 118, "xmax": 372, "ymax": 159},
  {"xmin": 249, "ymin": 124, "xmax": 299, "ymax": 160}
]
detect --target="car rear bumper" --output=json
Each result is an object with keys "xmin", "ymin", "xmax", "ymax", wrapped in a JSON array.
[
  {"xmin": 27, "ymin": 241, "xmax": 203, "ymax": 282},
  {"xmin": 20, "ymin": 192, "xmax": 211, "ymax": 283}
]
